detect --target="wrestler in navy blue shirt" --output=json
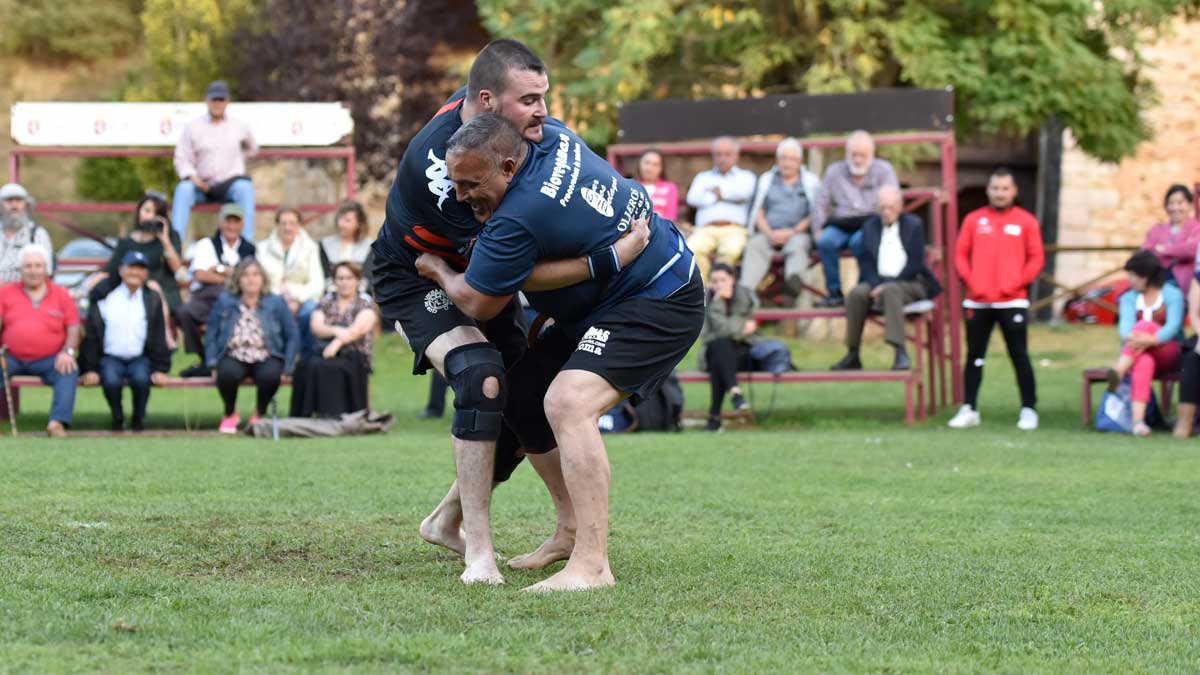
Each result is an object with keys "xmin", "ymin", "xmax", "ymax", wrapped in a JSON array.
[{"xmin": 465, "ymin": 120, "xmax": 696, "ymax": 335}]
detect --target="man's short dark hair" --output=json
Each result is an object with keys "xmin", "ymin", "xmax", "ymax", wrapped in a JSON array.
[
  {"xmin": 990, "ymin": 167, "xmax": 1015, "ymax": 182},
  {"xmin": 1124, "ymin": 249, "xmax": 1166, "ymax": 287},
  {"xmin": 467, "ymin": 39, "xmax": 546, "ymax": 99},
  {"xmin": 447, "ymin": 112, "xmax": 525, "ymax": 168}
]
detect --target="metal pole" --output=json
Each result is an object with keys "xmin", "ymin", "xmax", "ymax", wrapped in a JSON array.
[{"xmin": 941, "ymin": 135, "xmax": 963, "ymax": 404}]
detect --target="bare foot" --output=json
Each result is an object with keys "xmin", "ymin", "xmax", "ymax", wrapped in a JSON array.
[
  {"xmin": 461, "ymin": 559, "xmax": 505, "ymax": 585},
  {"xmin": 419, "ymin": 513, "xmax": 465, "ymax": 557},
  {"xmin": 507, "ymin": 532, "xmax": 574, "ymax": 570},
  {"xmin": 521, "ymin": 561, "xmax": 614, "ymax": 593}
]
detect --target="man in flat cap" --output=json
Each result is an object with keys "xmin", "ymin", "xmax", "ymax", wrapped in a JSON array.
[
  {"xmin": 171, "ymin": 80, "xmax": 259, "ymax": 243},
  {"xmin": 0, "ymin": 183, "xmax": 53, "ymax": 284}
]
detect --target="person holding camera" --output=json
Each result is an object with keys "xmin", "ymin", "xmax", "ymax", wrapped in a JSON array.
[{"xmin": 92, "ymin": 193, "xmax": 184, "ymax": 312}]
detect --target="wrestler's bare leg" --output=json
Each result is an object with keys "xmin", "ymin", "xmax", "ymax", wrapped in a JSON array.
[{"xmin": 524, "ymin": 369, "xmax": 620, "ymax": 592}]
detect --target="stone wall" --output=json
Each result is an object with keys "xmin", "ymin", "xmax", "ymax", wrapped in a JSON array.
[{"xmin": 1057, "ymin": 18, "xmax": 1200, "ymax": 293}]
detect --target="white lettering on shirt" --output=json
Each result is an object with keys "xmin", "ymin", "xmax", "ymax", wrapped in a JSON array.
[{"xmin": 425, "ymin": 149, "xmax": 453, "ymax": 211}]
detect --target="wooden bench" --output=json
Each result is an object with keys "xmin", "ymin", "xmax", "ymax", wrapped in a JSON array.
[
  {"xmin": 747, "ymin": 299, "xmax": 940, "ymax": 420},
  {"xmin": 2, "ymin": 375, "xmax": 294, "ymax": 418},
  {"xmin": 676, "ymin": 368, "xmax": 926, "ymax": 425},
  {"xmin": 1080, "ymin": 368, "xmax": 1177, "ymax": 425}
]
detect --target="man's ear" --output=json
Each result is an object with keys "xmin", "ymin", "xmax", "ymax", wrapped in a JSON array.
[
  {"xmin": 478, "ymin": 89, "xmax": 496, "ymax": 112},
  {"xmin": 501, "ymin": 157, "xmax": 520, "ymax": 181}
]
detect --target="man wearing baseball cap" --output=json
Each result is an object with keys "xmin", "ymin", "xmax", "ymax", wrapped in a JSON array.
[
  {"xmin": 80, "ymin": 251, "xmax": 172, "ymax": 432},
  {"xmin": 171, "ymin": 79, "xmax": 258, "ymax": 242},
  {"xmin": 0, "ymin": 182, "xmax": 54, "ymax": 284}
]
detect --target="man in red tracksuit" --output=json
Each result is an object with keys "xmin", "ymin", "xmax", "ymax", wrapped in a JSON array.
[{"xmin": 949, "ymin": 167, "xmax": 1045, "ymax": 430}]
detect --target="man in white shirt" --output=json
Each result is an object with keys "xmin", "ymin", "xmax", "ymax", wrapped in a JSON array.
[
  {"xmin": 80, "ymin": 252, "xmax": 172, "ymax": 432},
  {"xmin": 832, "ymin": 186, "xmax": 941, "ymax": 372},
  {"xmin": 171, "ymin": 80, "xmax": 259, "ymax": 241},
  {"xmin": 685, "ymin": 136, "xmax": 757, "ymax": 279},
  {"xmin": 176, "ymin": 204, "xmax": 257, "ymax": 377}
]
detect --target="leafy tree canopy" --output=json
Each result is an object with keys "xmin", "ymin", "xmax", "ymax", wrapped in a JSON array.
[{"xmin": 478, "ymin": 0, "xmax": 1200, "ymax": 161}]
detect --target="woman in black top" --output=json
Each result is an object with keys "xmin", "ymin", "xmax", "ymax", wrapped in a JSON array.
[{"xmin": 92, "ymin": 193, "xmax": 185, "ymax": 312}]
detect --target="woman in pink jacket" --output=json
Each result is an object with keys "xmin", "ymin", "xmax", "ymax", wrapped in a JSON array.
[
  {"xmin": 1142, "ymin": 184, "xmax": 1200, "ymax": 294},
  {"xmin": 635, "ymin": 149, "xmax": 679, "ymax": 223}
]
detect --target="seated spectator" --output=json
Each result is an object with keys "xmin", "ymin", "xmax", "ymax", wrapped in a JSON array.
[
  {"xmin": 685, "ymin": 136, "xmax": 756, "ymax": 279},
  {"xmin": 813, "ymin": 130, "xmax": 899, "ymax": 307},
  {"xmin": 832, "ymin": 186, "xmax": 942, "ymax": 372},
  {"xmin": 290, "ymin": 262, "xmax": 377, "ymax": 418},
  {"xmin": 698, "ymin": 263, "xmax": 757, "ymax": 432},
  {"xmin": 1141, "ymin": 184, "xmax": 1200, "ymax": 294},
  {"xmin": 635, "ymin": 149, "xmax": 679, "ymax": 222},
  {"xmin": 205, "ymin": 258, "xmax": 299, "ymax": 434},
  {"xmin": 319, "ymin": 201, "xmax": 373, "ymax": 292},
  {"xmin": 90, "ymin": 192, "xmax": 184, "ymax": 315},
  {"xmin": 171, "ymin": 80, "xmax": 258, "ymax": 241},
  {"xmin": 257, "ymin": 207, "xmax": 325, "ymax": 356},
  {"xmin": 0, "ymin": 183, "xmax": 53, "ymax": 284},
  {"xmin": 79, "ymin": 252, "xmax": 171, "ymax": 432},
  {"xmin": 176, "ymin": 204, "xmax": 256, "ymax": 377},
  {"xmin": 1104, "ymin": 251, "xmax": 1183, "ymax": 437},
  {"xmin": 0, "ymin": 245, "xmax": 79, "ymax": 437},
  {"xmin": 741, "ymin": 138, "xmax": 821, "ymax": 303}
]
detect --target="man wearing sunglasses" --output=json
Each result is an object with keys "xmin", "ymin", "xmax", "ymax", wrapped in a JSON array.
[{"xmin": 172, "ymin": 80, "xmax": 258, "ymax": 242}]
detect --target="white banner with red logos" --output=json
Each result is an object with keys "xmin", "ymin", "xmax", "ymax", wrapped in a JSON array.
[{"xmin": 10, "ymin": 102, "xmax": 354, "ymax": 147}]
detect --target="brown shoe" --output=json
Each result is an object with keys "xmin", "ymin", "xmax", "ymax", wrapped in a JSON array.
[
  {"xmin": 1105, "ymin": 367, "xmax": 1121, "ymax": 392},
  {"xmin": 46, "ymin": 421, "xmax": 67, "ymax": 438}
]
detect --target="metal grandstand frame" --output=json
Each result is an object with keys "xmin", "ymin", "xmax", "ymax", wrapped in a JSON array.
[{"xmin": 606, "ymin": 88, "xmax": 963, "ymax": 406}]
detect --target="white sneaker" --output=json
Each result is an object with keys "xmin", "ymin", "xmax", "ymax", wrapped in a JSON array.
[
  {"xmin": 947, "ymin": 405, "xmax": 980, "ymax": 429},
  {"xmin": 1017, "ymin": 407, "xmax": 1039, "ymax": 431}
]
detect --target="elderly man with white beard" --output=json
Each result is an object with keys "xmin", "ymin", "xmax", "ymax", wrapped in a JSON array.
[
  {"xmin": 812, "ymin": 131, "xmax": 899, "ymax": 307},
  {"xmin": 0, "ymin": 183, "xmax": 54, "ymax": 284}
]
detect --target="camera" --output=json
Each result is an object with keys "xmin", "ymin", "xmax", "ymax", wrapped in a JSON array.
[{"xmin": 137, "ymin": 216, "xmax": 167, "ymax": 233}]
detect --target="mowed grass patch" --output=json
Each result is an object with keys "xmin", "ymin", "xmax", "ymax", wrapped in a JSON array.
[{"xmin": 3, "ymin": 324, "xmax": 1200, "ymax": 672}]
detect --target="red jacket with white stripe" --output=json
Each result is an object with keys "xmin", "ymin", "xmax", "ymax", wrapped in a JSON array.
[{"xmin": 955, "ymin": 206, "xmax": 1045, "ymax": 305}]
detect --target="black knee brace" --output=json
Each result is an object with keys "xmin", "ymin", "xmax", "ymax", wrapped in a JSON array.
[{"xmin": 444, "ymin": 343, "xmax": 507, "ymax": 441}]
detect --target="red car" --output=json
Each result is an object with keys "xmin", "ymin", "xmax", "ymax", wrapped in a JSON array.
[{"xmin": 1062, "ymin": 278, "xmax": 1131, "ymax": 325}]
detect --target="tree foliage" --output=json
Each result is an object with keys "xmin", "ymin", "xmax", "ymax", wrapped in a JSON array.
[
  {"xmin": 0, "ymin": 0, "xmax": 143, "ymax": 62},
  {"xmin": 478, "ymin": 0, "xmax": 1200, "ymax": 161},
  {"xmin": 132, "ymin": 0, "xmax": 256, "ymax": 101},
  {"xmin": 229, "ymin": 0, "xmax": 486, "ymax": 183},
  {"xmin": 82, "ymin": 0, "xmax": 258, "ymax": 201}
]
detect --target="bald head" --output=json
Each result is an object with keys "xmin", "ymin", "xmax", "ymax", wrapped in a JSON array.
[
  {"xmin": 878, "ymin": 185, "xmax": 903, "ymax": 225},
  {"xmin": 712, "ymin": 136, "xmax": 739, "ymax": 173}
]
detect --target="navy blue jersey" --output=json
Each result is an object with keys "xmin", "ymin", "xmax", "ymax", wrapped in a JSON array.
[
  {"xmin": 374, "ymin": 87, "xmax": 476, "ymax": 266},
  {"xmin": 465, "ymin": 120, "xmax": 694, "ymax": 333}
]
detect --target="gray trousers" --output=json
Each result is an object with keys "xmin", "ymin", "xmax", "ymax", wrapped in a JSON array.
[
  {"xmin": 844, "ymin": 280, "xmax": 927, "ymax": 349},
  {"xmin": 739, "ymin": 231, "xmax": 812, "ymax": 291}
]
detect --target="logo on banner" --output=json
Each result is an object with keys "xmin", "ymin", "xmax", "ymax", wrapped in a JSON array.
[
  {"xmin": 93, "ymin": 119, "xmax": 107, "ymax": 135},
  {"xmin": 159, "ymin": 118, "xmax": 173, "ymax": 136}
]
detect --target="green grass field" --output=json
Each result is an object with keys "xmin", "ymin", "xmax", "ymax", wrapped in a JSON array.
[{"xmin": 4, "ymin": 323, "xmax": 1200, "ymax": 673}]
